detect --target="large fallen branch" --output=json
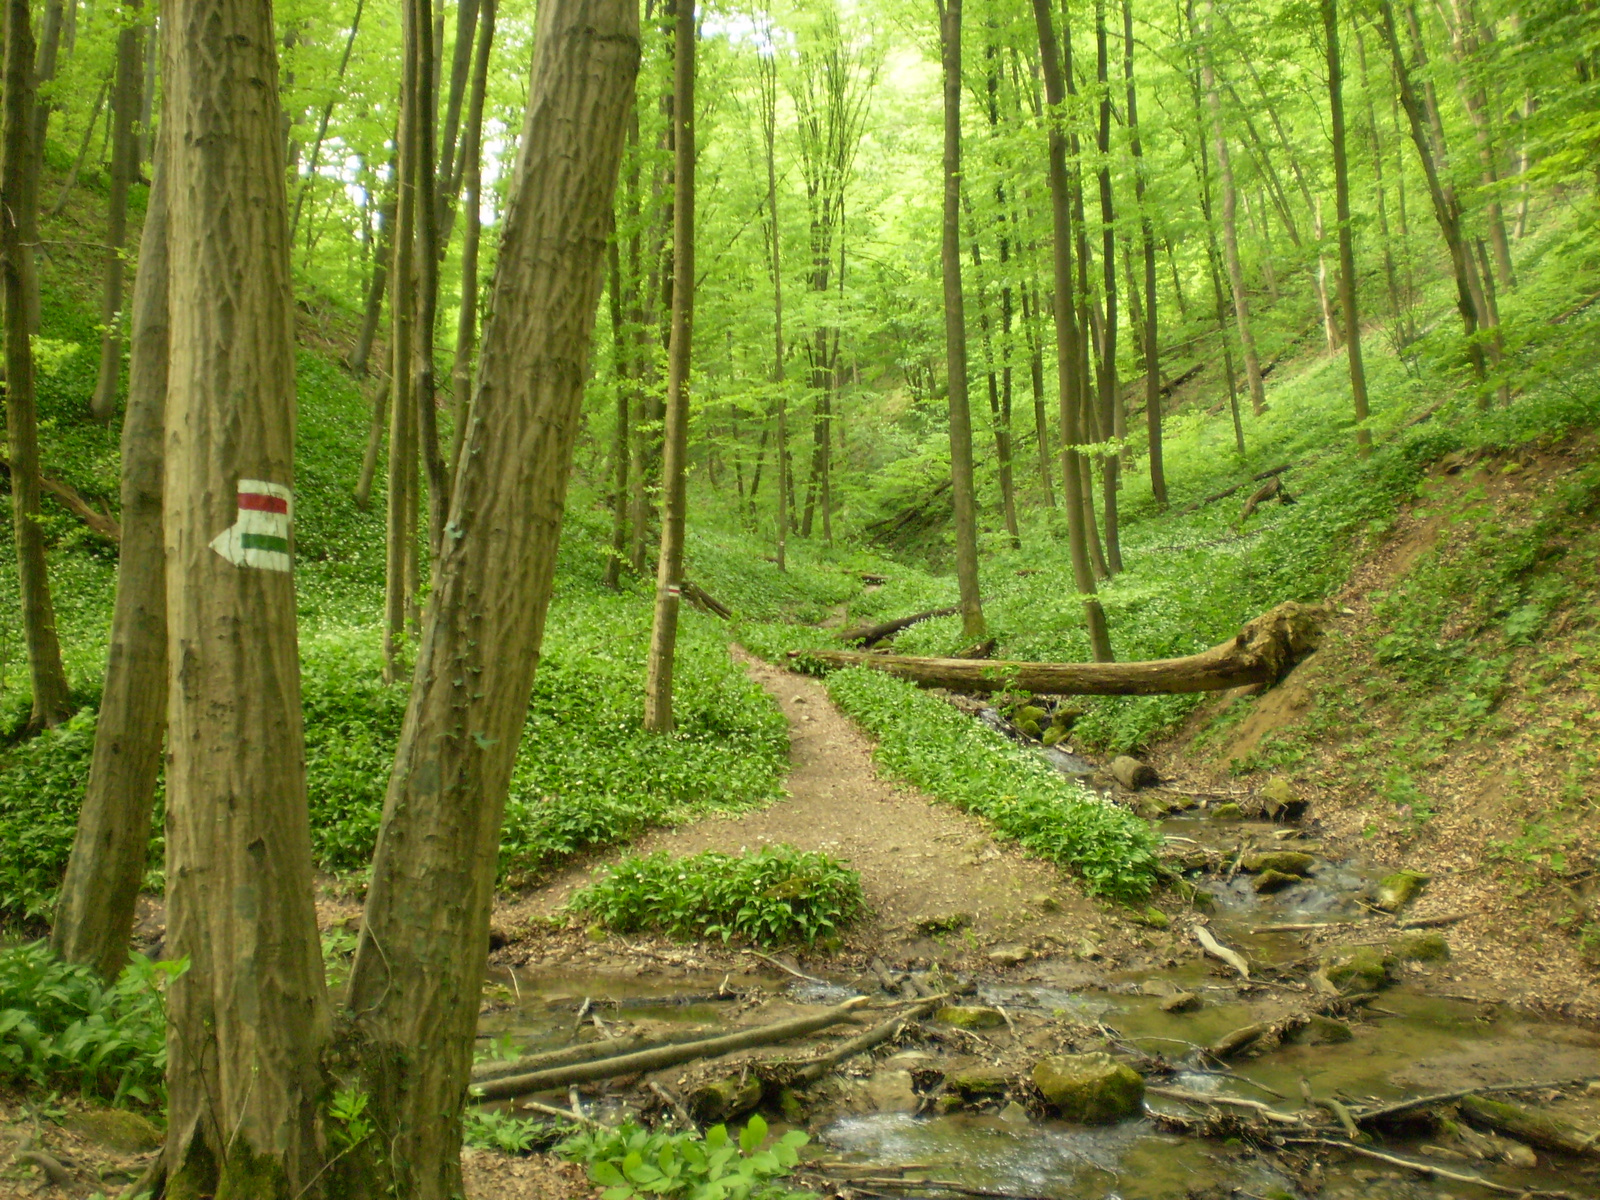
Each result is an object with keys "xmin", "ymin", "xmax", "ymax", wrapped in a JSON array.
[
  {"xmin": 793, "ymin": 602, "xmax": 1324, "ymax": 697},
  {"xmin": 0, "ymin": 454, "xmax": 120, "ymax": 541},
  {"xmin": 470, "ymin": 997, "xmax": 868, "ymax": 1102},
  {"xmin": 839, "ymin": 606, "xmax": 961, "ymax": 648}
]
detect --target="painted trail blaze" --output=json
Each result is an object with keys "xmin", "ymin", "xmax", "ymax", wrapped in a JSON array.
[{"xmin": 210, "ymin": 480, "xmax": 293, "ymax": 572}]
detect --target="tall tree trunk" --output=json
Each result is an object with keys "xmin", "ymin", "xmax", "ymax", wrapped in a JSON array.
[
  {"xmin": 89, "ymin": 0, "xmax": 142, "ymax": 423},
  {"xmin": 410, "ymin": 0, "xmax": 449, "ymax": 555},
  {"xmin": 937, "ymin": 0, "xmax": 984, "ymax": 639},
  {"xmin": 1094, "ymin": 0, "xmax": 1121, "ymax": 576},
  {"xmin": 345, "ymin": 6, "xmax": 637, "ymax": 1196},
  {"xmin": 1123, "ymin": 0, "xmax": 1164, "ymax": 508},
  {"xmin": 1354, "ymin": 21, "xmax": 1405, "ymax": 329},
  {"xmin": 23, "ymin": 0, "xmax": 65, "ymax": 332},
  {"xmin": 435, "ymin": 0, "xmax": 481, "ymax": 228},
  {"xmin": 1202, "ymin": 0, "xmax": 1266, "ymax": 417},
  {"xmin": 289, "ymin": 0, "xmax": 365, "ymax": 248},
  {"xmin": 3, "ymin": 0, "xmax": 71, "ymax": 731},
  {"xmin": 1020, "ymin": 281, "xmax": 1056, "ymax": 508},
  {"xmin": 1378, "ymin": 0, "xmax": 1488, "ymax": 393},
  {"xmin": 1443, "ymin": 0, "xmax": 1514, "ymax": 289},
  {"xmin": 965, "ymin": 193, "xmax": 1020, "ymax": 551},
  {"xmin": 758, "ymin": 36, "xmax": 788, "ymax": 570},
  {"xmin": 1323, "ymin": 0, "xmax": 1371, "ymax": 456},
  {"xmin": 52, "ymin": 149, "xmax": 168, "ymax": 982},
  {"xmin": 385, "ymin": 61, "xmax": 418, "ymax": 681},
  {"xmin": 159, "ymin": 0, "xmax": 331, "ymax": 1187},
  {"xmin": 349, "ymin": 165, "xmax": 396, "ymax": 375},
  {"xmin": 604, "ymin": 238, "xmax": 630, "ymax": 589},
  {"xmin": 1031, "ymin": 0, "xmax": 1111, "ymax": 661},
  {"xmin": 354, "ymin": 376, "xmax": 390, "ymax": 510},
  {"xmin": 138, "ymin": 18, "xmax": 156, "ymax": 165},
  {"xmin": 644, "ymin": 0, "xmax": 694, "ymax": 733},
  {"xmin": 448, "ymin": 0, "xmax": 493, "ymax": 482}
]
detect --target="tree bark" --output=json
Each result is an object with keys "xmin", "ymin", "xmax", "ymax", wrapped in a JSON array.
[
  {"xmin": 448, "ymin": 0, "xmax": 494, "ymax": 481},
  {"xmin": 1020, "ymin": 282, "xmax": 1056, "ymax": 508},
  {"xmin": 1203, "ymin": 0, "xmax": 1266, "ymax": 417},
  {"xmin": 159, "ymin": 0, "xmax": 331, "ymax": 1187},
  {"xmin": 797, "ymin": 602, "xmax": 1324, "ymax": 696},
  {"xmin": 1353, "ymin": 22, "xmax": 1405, "ymax": 331},
  {"xmin": 1123, "ymin": 0, "xmax": 1164, "ymax": 509},
  {"xmin": 51, "ymin": 148, "xmax": 168, "ymax": 983},
  {"xmin": 604, "ymin": 236, "xmax": 630, "ymax": 590},
  {"xmin": 643, "ymin": 0, "xmax": 695, "ymax": 734},
  {"xmin": 1094, "ymin": 0, "xmax": 1121, "ymax": 576},
  {"xmin": 435, "ymin": 0, "xmax": 481, "ymax": 231},
  {"xmin": 937, "ymin": 0, "xmax": 984, "ymax": 640},
  {"xmin": 758, "ymin": 37, "xmax": 788, "ymax": 571},
  {"xmin": 3, "ymin": 0, "xmax": 72, "ymax": 731},
  {"xmin": 1322, "ymin": 0, "xmax": 1371, "ymax": 457},
  {"xmin": 386, "ymin": 35, "xmax": 419, "ymax": 680},
  {"xmin": 343, "ymin": 1, "xmax": 637, "ymax": 1193},
  {"xmin": 354, "ymin": 375, "xmax": 390, "ymax": 510},
  {"xmin": 349, "ymin": 159, "xmax": 396, "ymax": 376},
  {"xmin": 89, "ymin": 0, "xmax": 143, "ymax": 423},
  {"xmin": 409, "ymin": 0, "xmax": 449, "ymax": 556},
  {"xmin": 1032, "ymin": 0, "xmax": 1111, "ymax": 661}
]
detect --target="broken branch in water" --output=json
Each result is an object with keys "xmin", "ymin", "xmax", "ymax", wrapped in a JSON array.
[
  {"xmin": 1353, "ymin": 1076, "xmax": 1600, "ymax": 1127},
  {"xmin": 741, "ymin": 948, "xmax": 829, "ymax": 984},
  {"xmin": 1194, "ymin": 924, "xmax": 1250, "ymax": 979},
  {"xmin": 1146, "ymin": 1086, "xmax": 1303, "ymax": 1125},
  {"xmin": 471, "ymin": 997, "xmax": 869, "ymax": 1102},
  {"xmin": 1282, "ymin": 1138, "xmax": 1583, "ymax": 1199},
  {"xmin": 788, "ymin": 996, "xmax": 946, "ymax": 1084},
  {"xmin": 793, "ymin": 602, "xmax": 1324, "ymax": 696}
]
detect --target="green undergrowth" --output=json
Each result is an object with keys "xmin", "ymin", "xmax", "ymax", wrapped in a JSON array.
[
  {"xmin": 824, "ymin": 666, "xmax": 1160, "ymax": 901},
  {"xmin": 0, "ymin": 942, "xmax": 177, "ymax": 1108},
  {"xmin": 568, "ymin": 844, "xmax": 865, "ymax": 946},
  {"xmin": 560, "ymin": 1115, "xmax": 812, "ymax": 1200}
]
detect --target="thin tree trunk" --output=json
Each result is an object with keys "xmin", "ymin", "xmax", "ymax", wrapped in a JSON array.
[
  {"xmin": 1031, "ymin": 0, "xmax": 1111, "ymax": 661},
  {"xmin": 410, "ymin": 0, "xmax": 449, "ymax": 555},
  {"xmin": 1444, "ymin": 0, "xmax": 1514, "ymax": 289},
  {"xmin": 354, "ymin": 376, "xmax": 390, "ymax": 509},
  {"xmin": 345, "ymin": 5, "xmax": 637, "ymax": 1195},
  {"xmin": 159, "ymin": 0, "xmax": 331, "ymax": 1186},
  {"xmin": 1203, "ymin": 0, "xmax": 1266, "ymax": 417},
  {"xmin": 644, "ymin": 0, "xmax": 694, "ymax": 733},
  {"xmin": 1323, "ymin": 0, "xmax": 1371, "ymax": 456},
  {"xmin": 138, "ymin": 18, "xmax": 156, "ymax": 165},
  {"xmin": 1094, "ymin": 0, "xmax": 1121, "ymax": 576},
  {"xmin": 1124, "ymin": 0, "xmax": 1164, "ymax": 509},
  {"xmin": 350, "ymin": 162, "xmax": 396, "ymax": 375},
  {"xmin": 46, "ymin": 74, "xmax": 107, "ymax": 219},
  {"xmin": 448, "ymin": 0, "xmax": 493, "ymax": 482},
  {"xmin": 1020, "ymin": 282, "xmax": 1056, "ymax": 507},
  {"xmin": 965, "ymin": 193, "xmax": 1020, "ymax": 551},
  {"xmin": 289, "ymin": 0, "xmax": 365, "ymax": 248},
  {"xmin": 24, "ymin": 0, "xmax": 65, "ymax": 331},
  {"xmin": 51, "ymin": 149, "xmax": 168, "ymax": 982},
  {"xmin": 758, "ymin": 36, "xmax": 788, "ymax": 570},
  {"xmin": 1354, "ymin": 21, "xmax": 1404, "ymax": 327},
  {"xmin": 937, "ymin": 0, "xmax": 984, "ymax": 639},
  {"xmin": 3, "ymin": 0, "xmax": 71, "ymax": 731},
  {"xmin": 1378, "ymin": 0, "xmax": 1488, "ymax": 392},
  {"xmin": 89, "ymin": 0, "xmax": 142, "ymax": 423},
  {"xmin": 435, "ymin": 0, "xmax": 481, "ymax": 226},
  {"xmin": 385, "ymin": 54, "xmax": 418, "ymax": 681},
  {"xmin": 604, "ymin": 238, "xmax": 630, "ymax": 589}
]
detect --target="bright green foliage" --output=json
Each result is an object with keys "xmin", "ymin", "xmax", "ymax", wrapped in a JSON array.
[
  {"xmin": 560, "ymin": 1115, "xmax": 812, "ymax": 1200},
  {"xmin": 0, "ymin": 942, "xmax": 179, "ymax": 1107},
  {"xmin": 462, "ymin": 1108, "xmax": 566, "ymax": 1154},
  {"xmin": 568, "ymin": 844, "xmax": 865, "ymax": 946},
  {"xmin": 825, "ymin": 668, "xmax": 1160, "ymax": 901}
]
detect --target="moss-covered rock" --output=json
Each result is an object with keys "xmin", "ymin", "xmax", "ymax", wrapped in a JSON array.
[
  {"xmin": 1375, "ymin": 870, "xmax": 1429, "ymax": 912},
  {"xmin": 1391, "ymin": 931, "xmax": 1451, "ymax": 962},
  {"xmin": 1211, "ymin": 803, "xmax": 1243, "ymax": 820},
  {"xmin": 917, "ymin": 912, "xmax": 973, "ymax": 934},
  {"xmin": 1260, "ymin": 776, "xmax": 1308, "ymax": 820},
  {"xmin": 1041, "ymin": 726, "xmax": 1069, "ymax": 747},
  {"xmin": 1323, "ymin": 946, "xmax": 1397, "ymax": 992},
  {"xmin": 1031, "ymin": 1053, "xmax": 1145, "ymax": 1124},
  {"xmin": 689, "ymin": 1075, "xmax": 762, "ymax": 1123},
  {"xmin": 1160, "ymin": 991, "xmax": 1201, "ymax": 1013},
  {"xmin": 1253, "ymin": 869, "xmax": 1301, "ymax": 894},
  {"xmin": 1296, "ymin": 1015, "xmax": 1354, "ymax": 1045},
  {"xmin": 1135, "ymin": 906, "xmax": 1171, "ymax": 930},
  {"xmin": 1050, "ymin": 704, "xmax": 1085, "ymax": 731},
  {"xmin": 1241, "ymin": 851, "xmax": 1315, "ymax": 876},
  {"xmin": 63, "ymin": 1109, "xmax": 163, "ymax": 1154},
  {"xmin": 935, "ymin": 1005, "xmax": 1008, "ymax": 1031},
  {"xmin": 946, "ymin": 1067, "xmax": 1011, "ymax": 1098}
]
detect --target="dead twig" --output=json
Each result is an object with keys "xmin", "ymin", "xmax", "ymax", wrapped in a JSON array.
[
  {"xmin": 742, "ymin": 948, "xmax": 829, "ymax": 985},
  {"xmin": 1281, "ymin": 1137, "xmax": 1581, "ymax": 1199},
  {"xmin": 1194, "ymin": 924, "xmax": 1250, "ymax": 979}
]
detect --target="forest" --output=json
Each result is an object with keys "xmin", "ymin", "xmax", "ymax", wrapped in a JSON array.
[{"xmin": 0, "ymin": 0, "xmax": 1598, "ymax": 1194}]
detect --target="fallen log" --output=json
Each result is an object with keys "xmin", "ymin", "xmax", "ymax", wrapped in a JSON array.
[
  {"xmin": 789, "ymin": 996, "xmax": 946, "ymax": 1084},
  {"xmin": 0, "ymin": 454, "xmax": 121, "ymax": 541},
  {"xmin": 839, "ymin": 605, "xmax": 961, "ymax": 648},
  {"xmin": 470, "ymin": 996, "xmax": 869, "ymax": 1102},
  {"xmin": 1146, "ymin": 1086, "xmax": 1303, "ymax": 1125},
  {"xmin": 682, "ymin": 579, "xmax": 732, "ymax": 619},
  {"xmin": 795, "ymin": 602, "xmax": 1324, "ymax": 696},
  {"xmin": 1283, "ymin": 1138, "xmax": 1582, "ymax": 1199},
  {"xmin": 471, "ymin": 1031, "xmax": 658, "ymax": 1083},
  {"xmin": 1194, "ymin": 924, "xmax": 1251, "ymax": 979},
  {"xmin": 1353, "ymin": 1077, "xmax": 1600, "ymax": 1128},
  {"xmin": 1178, "ymin": 464, "xmax": 1292, "ymax": 516},
  {"xmin": 1458, "ymin": 1093, "xmax": 1600, "ymax": 1159}
]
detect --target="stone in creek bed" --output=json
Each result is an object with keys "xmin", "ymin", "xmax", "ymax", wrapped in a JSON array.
[
  {"xmin": 1031, "ymin": 1052, "xmax": 1145, "ymax": 1124},
  {"xmin": 1111, "ymin": 755, "xmax": 1159, "ymax": 791},
  {"xmin": 1253, "ymin": 868, "xmax": 1303, "ymax": 894},
  {"xmin": 945, "ymin": 1066, "xmax": 1011, "ymax": 1098},
  {"xmin": 1391, "ymin": 930, "xmax": 1451, "ymax": 962},
  {"xmin": 935, "ymin": 1005, "xmax": 1008, "ymax": 1030},
  {"xmin": 987, "ymin": 944, "xmax": 1034, "ymax": 966},
  {"xmin": 1375, "ymin": 870, "xmax": 1429, "ymax": 912},
  {"xmin": 1160, "ymin": 991, "xmax": 1201, "ymax": 1013},
  {"xmin": 1323, "ymin": 945, "xmax": 1398, "ymax": 992},
  {"xmin": 1241, "ymin": 850, "xmax": 1315, "ymax": 876},
  {"xmin": 689, "ymin": 1074, "xmax": 762, "ymax": 1123}
]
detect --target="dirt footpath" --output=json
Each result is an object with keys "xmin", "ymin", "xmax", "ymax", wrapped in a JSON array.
[{"xmin": 516, "ymin": 650, "xmax": 1111, "ymax": 966}]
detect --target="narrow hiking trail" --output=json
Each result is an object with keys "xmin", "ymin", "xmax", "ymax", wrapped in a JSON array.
[{"xmin": 517, "ymin": 649, "xmax": 1114, "ymax": 964}]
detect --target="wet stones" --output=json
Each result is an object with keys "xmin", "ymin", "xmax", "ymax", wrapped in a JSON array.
[
  {"xmin": 1391, "ymin": 930, "xmax": 1451, "ymax": 962},
  {"xmin": 935, "ymin": 1004, "xmax": 1007, "ymax": 1031},
  {"xmin": 689, "ymin": 1074, "xmax": 762, "ymax": 1123},
  {"xmin": 1240, "ymin": 850, "xmax": 1315, "ymax": 876},
  {"xmin": 1252, "ymin": 868, "xmax": 1302, "ymax": 894},
  {"xmin": 915, "ymin": 912, "xmax": 973, "ymax": 935},
  {"xmin": 1323, "ymin": 946, "xmax": 1398, "ymax": 992},
  {"xmin": 1111, "ymin": 756, "xmax": 1158, "ymax": 791},
  {"xmin": 1258, "ymin": 776, "xmax": 1309, "ymax": 820},
  {"xmin": 986, "ymin": 944, "xmax": 1034, "ymax": 967},
  {"xmin": 945, "ymin": 1067, "xmax": 1010, "ymax": 1100},
  {"xmin": 1031, "ymin": 1052, "xmax": 1146, "ymax": 1124},
  {"xmin": 1375, "ymin": 870, "xmax": 1429, "ymax": 912},
  {"xmin": 1160, "ymin": 991, "xmax": 1201, "ymax": 1013}
]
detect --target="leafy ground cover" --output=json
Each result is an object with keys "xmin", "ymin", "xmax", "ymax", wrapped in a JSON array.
[
  {"xmin": 559, "ymin": 1115, "xmax": 811, "ymax": 1200},
  {"xmin": 824, "ymin": 667, "xmax": 1161, "ymax": 901},
  {"xmin": 568, "ymin": 844, "xmax": 865, "ymax": 946}
]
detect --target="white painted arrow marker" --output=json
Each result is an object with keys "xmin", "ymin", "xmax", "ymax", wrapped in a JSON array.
[{"xmin": 210, "ymin": 479, "xmax": 293, "ymax": 572}]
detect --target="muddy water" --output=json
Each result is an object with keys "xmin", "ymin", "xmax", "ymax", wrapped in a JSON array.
[{"xmin": 483, "ymin": 810, "xmax": 1600, "ymax": 1200}]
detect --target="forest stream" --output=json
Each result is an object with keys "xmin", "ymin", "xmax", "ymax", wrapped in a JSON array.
[{"xmin": 468, "ymin": 655, "xmax": 1600, "ymax": 1200}]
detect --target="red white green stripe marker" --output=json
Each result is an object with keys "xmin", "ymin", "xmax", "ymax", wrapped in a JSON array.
[{"xmin": 210, "ymin": 479, "xmax": 293, "ymax": 572}]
